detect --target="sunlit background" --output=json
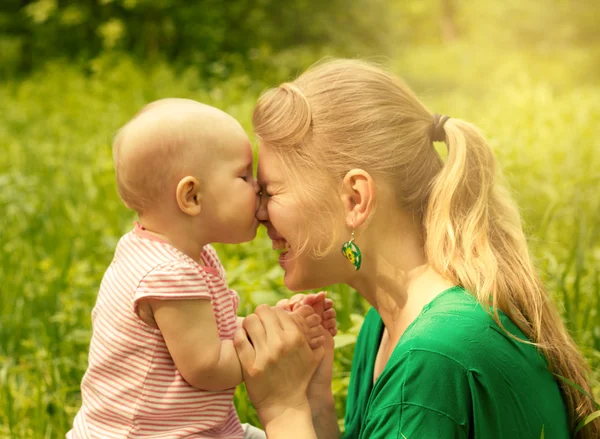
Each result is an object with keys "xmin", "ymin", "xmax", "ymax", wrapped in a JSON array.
[{"xmin": 1, "ymin": 0, "xmax": 599, "ymax": 437}]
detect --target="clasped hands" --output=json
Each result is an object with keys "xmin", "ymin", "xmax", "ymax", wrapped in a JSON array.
[{"xmin": 234, "ymin": 292, "xmax": 337, "ymax": 428}]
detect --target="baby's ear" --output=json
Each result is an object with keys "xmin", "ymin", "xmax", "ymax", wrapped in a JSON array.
[{"xmin": 175, "ymin": 176, "xmax": 202, "ymax": 216}]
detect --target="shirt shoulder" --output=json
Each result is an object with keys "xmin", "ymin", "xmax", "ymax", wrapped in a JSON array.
[
  {"xmin": 398, "ymin": 288, "xmax": 539, "ymax": 372},
  {"xmin": 133, "ymin": 258, "xmax": 212, "ymax": 304},
  {"xmin": 202, "ymin": 244, "xmax": 226, "ymax": 278}
]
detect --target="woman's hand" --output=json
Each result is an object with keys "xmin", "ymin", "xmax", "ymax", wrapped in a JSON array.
[
  {"xmin": 234, "ymin": 305, "xmax": 324, "ymax": 433},
  {"xmin": 273, "ymin": 296, "xmax": 339, "ymax": 438}
]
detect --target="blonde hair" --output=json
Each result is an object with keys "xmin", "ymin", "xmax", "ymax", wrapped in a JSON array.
[{"xmin": 253, "ymin": 59, "xmax": 598, "ymax": 437}]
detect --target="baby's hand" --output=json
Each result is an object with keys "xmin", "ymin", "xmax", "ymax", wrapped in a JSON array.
[
  {"xmin": 290, "ymin": 305, "xmax": 325, "ymax": 349},
  {"xmin": 277, "ymin": 291, "xmax": 337, "ymax": 337}
]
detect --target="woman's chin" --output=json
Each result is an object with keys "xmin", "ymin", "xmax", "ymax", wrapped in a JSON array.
[
  {"xmin": 281, "ymin": 252, "xmax": 341, "ymax": 291},
  {"xmin": 283, "ymin": 265, "xmax": 328, "ymax": 292},
  {"xmin": 281, "ymin": 260, "xmax": 308, "ymax": 292}
]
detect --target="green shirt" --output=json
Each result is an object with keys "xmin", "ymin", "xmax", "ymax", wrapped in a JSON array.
[{"xmin": 342, "ymin": 286, "xmax": 570, "ymax": 439}]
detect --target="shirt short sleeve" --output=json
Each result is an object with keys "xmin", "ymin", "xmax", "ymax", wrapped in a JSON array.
[
  {"xmin": 362, "ymin": 403, "xmax": 467, "ymax": 439},
  {"xmin": 366, "ymin": 349, "xmax": 471, "ymax": 439},
  {"xmin": 229, "ymin": 289, "xmax": 240, "ymax": 312},
  {"xmin": 133, "ymin": 260, "xmax": 212, "ymax": 312}
]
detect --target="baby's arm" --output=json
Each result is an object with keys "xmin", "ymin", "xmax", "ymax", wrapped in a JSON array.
[{"xmin": 148, "ymin": 298, "xmax": 242, "ymax": 391}]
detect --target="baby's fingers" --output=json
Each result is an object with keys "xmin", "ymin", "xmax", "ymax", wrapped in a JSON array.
[
  {"xmin": 293, "ymin": 304, "xmax": 315, "ymax": 319},
  {"xmin": 275, "ymin": 298, "xmax": 291, "ymax": 311},
  {"xmin": 289, "ymin": 293, "xmax": 306, "ymax": 306},
  {"xmin": 323, "ymin": 308, "xmax": 336, "ymax": 321}
]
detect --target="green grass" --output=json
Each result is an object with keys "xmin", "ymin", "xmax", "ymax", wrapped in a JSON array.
[{"xmin": 1, "ymin": 46, "xmax": 599, "ymax": 438}]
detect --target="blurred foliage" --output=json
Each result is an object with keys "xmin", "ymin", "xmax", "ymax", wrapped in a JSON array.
[
  {"xmin": 0, "ymin": 0, "xmax": 391, "ymax": 78},
  {"xmin": 1, "ymin": 0, "xmax": 599, "ymax": 79},
  {"xmin": 1, "ymin": 0, "xmax": 600, "ymax": 438},
  {"xmin": 1, "ymin": 44, "xmax": 599, "ymax": 437}
]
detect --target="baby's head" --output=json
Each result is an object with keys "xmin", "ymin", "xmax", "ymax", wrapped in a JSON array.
[{"xmin": 113, "ymin": 98, "xmax": 260, "ymax": 244}]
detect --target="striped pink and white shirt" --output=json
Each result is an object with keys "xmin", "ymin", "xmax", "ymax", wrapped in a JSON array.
[{"xmin": 67, "ymin": 223, "xmax": 244, "ymax": 439}]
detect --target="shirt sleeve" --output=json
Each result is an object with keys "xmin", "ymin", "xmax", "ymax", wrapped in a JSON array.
[
  {"xmin": 133, "ymin": 260, "xmax": 212, "ymax": 311},
  {"xmin": 229, "ymin": 289, "xmax": 240, "ymax": 313},
  {"xmin": 362, "ymin": 403, "xmax": 467, "ymax": 439},
  {"xmin": 364, "ymin": 349, "xmax": 471, "ymax": 439}
]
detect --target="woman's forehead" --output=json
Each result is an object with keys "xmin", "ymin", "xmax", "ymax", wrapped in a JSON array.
[{"xmin": 257, "ymin": 145, "xmax": 283, "ymax": 183}]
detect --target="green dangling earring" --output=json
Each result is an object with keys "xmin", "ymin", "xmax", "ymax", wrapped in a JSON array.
[{"xmin": 341, "ymin": 230, "xmax": 362, "ymax": 271}]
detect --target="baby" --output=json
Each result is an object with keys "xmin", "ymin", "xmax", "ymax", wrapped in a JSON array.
[{"xmin": 67, "ymin": 99, "xmax": 335, "ymax": 439}]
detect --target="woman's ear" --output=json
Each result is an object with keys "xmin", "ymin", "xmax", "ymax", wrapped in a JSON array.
[
  {"xmin": 176, "ymin": 176, "xmax": 202, "ymax": 216},
  {"xmin": 340, "ymin": 169, "xmax": 375, "ymax": 228}
]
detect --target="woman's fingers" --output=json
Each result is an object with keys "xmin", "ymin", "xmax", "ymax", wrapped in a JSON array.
[
  {"xmin": 242, "ymin": 313, "xmax": 268, "ymax": 355},
  {"xmin": 306, "ymin": 313, "xmax": 322, "ymax": 327},
  {"xmin": 274, "ymin": 305, "xmax": 300, "ymax": 332},
  {"xmin": 233, "ymin": 326, "xmax": 256, "ymax": 370},
  {"xmin": 273, "ymin": 306, "xmax": 310, "ymax": 347},
  {"xmin": 308, "ymin": 335, "xmax": 326, "ymax": 349},
  {"xmin": 307, "ymin": 322, "xmax": 324, "ymax": 339},
  {"xmin": 255, "ymin": 303, "xmax": 284, "ymax": 335},
  {"xmin": 307, "ymin": 323, "xmax": 326, "ymax": 349}
]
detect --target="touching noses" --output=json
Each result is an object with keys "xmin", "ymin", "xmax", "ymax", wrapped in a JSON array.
[{"xmin": 255, "ymin": 186, "xmax": 269, "ymax": 222}]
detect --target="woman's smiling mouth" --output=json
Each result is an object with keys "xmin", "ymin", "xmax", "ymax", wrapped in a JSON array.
[{"xmin": 272, "ymin": 239, "xmax": 290, "ymax": 252}]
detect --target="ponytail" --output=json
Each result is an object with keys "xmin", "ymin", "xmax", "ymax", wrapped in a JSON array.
[{"xmin": 425, "ymin": 118, "xmax": 600, "ymax": 437}]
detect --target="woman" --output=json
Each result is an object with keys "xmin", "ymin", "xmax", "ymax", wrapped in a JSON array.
[{"xmin": 234, "ymin": 59, "xmax": 598, "ymax": 438}]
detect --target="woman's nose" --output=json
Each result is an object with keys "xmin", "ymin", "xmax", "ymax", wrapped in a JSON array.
[{"xmin": 256, "ymin": 190, "xmax": 269, "ymax": 222}]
